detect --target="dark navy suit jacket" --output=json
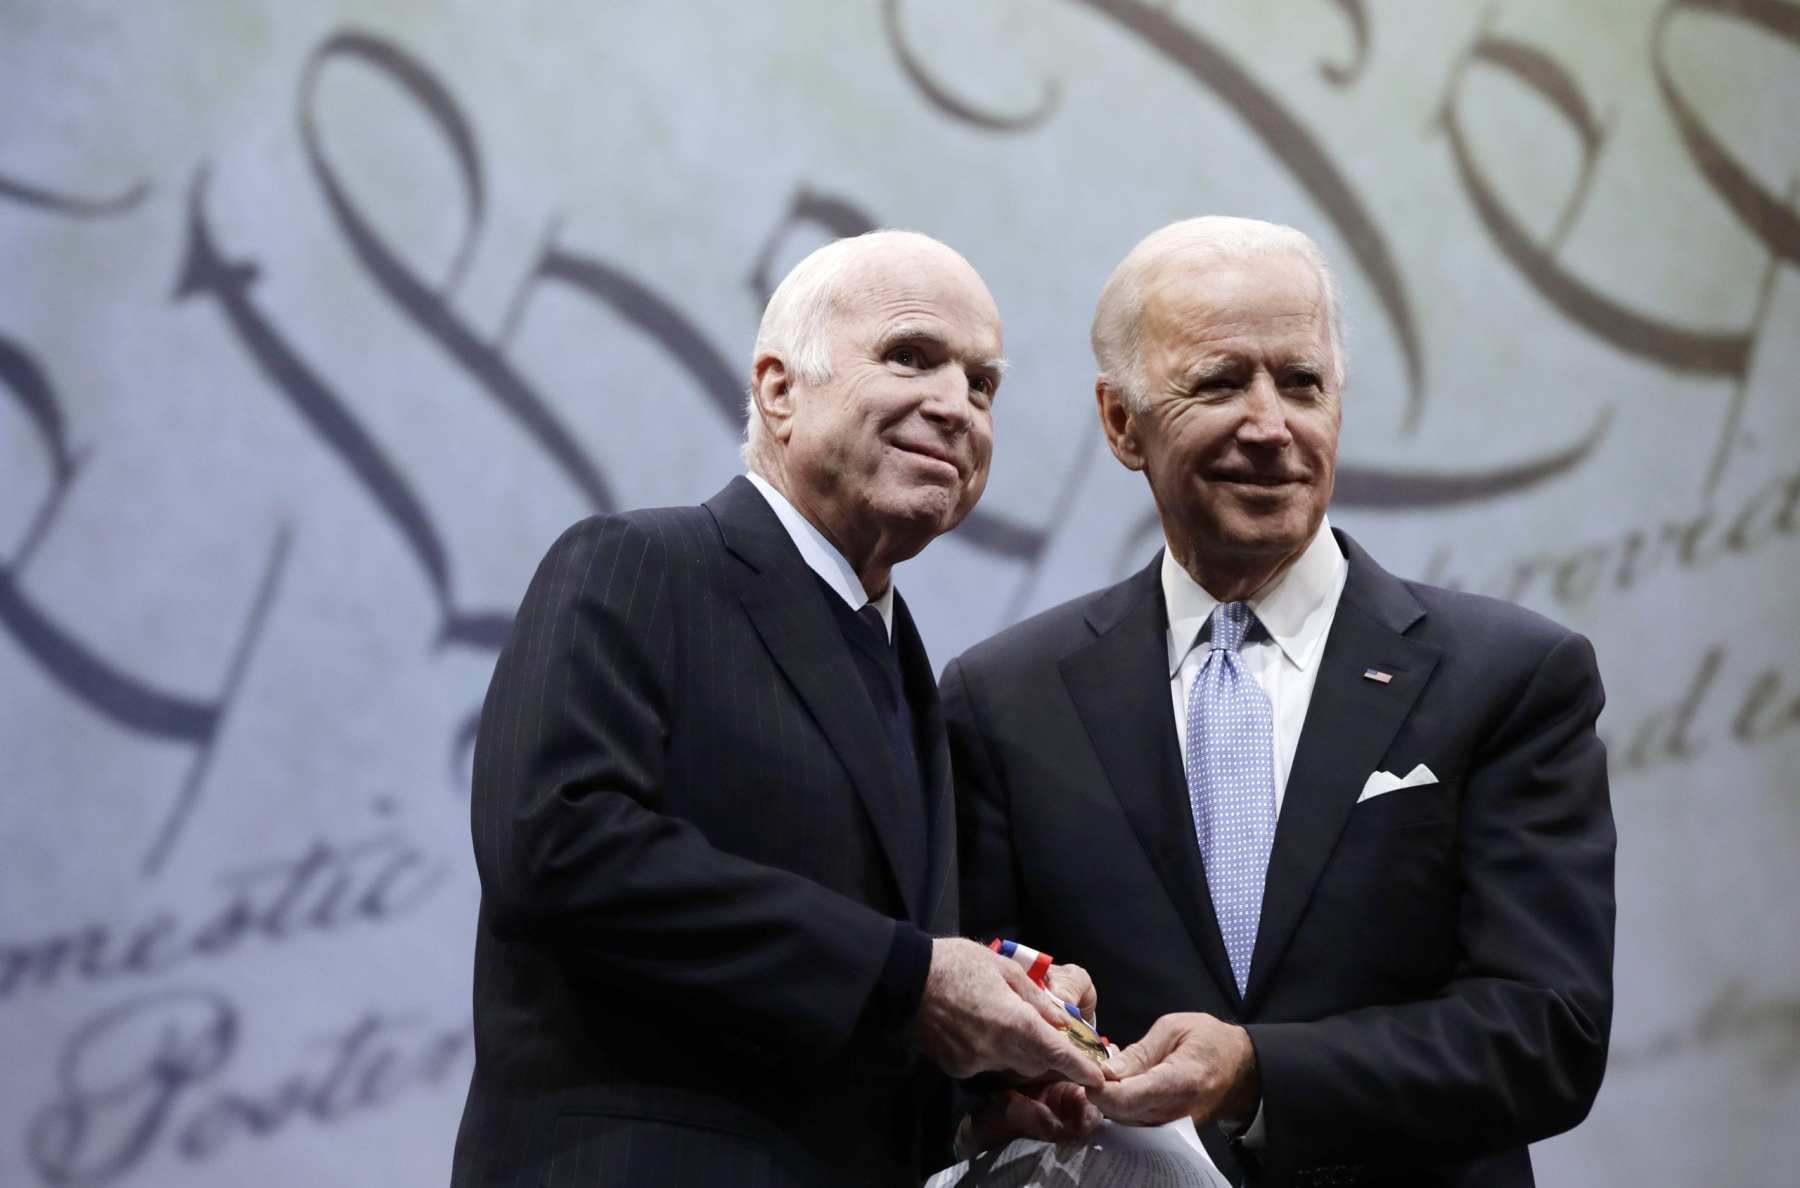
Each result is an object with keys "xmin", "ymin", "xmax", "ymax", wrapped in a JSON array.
[
  {"xmin": 944, "ymin": 529, "xmax": 1614, "ymax": 1188},
  {"xmin": 452, "ymin": 477, "xmax": 958, "ymax": 1187}
]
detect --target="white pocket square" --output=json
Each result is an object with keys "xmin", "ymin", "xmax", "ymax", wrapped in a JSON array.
[{"xmin": 1357, "ymin": 763, "xmax": 1438, "ymax": 802}]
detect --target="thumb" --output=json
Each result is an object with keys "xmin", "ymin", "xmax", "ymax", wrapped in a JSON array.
[
  {"xmin": 1108, "ymin": 1014, "xmax": 1187, "ymax": 1079},
  {"xmin": 1107, "ymin": 1039, "xmax": 1153, "ymax": 1079}
]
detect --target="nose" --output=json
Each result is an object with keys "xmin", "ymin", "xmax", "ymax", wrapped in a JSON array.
[
  {"xmin": 919, "ymin": 367, "xmax": 976, "ymax": 435},
  {"xmin": 1238, "ymin": 373, "xmax": 1292, "ymax": 449}
]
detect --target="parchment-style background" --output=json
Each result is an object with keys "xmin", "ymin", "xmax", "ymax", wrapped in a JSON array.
[{"xmin": 3, "ymin": 2, "xmax": 1796, "ymax": 1184}]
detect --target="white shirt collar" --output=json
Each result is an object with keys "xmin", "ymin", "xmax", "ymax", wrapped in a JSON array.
[
  {"xmin": 745, "ymin": 472, "xmax": 894, "ymax": 639},
  {"xmin": 1162, "ymin": 516, "xmax": 1346, "ymax": 677}
]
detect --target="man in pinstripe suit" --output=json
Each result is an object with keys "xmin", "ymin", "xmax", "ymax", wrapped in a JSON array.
[{"xmin": 451, "ymin": 232, "xmax": 1104, "ymax": 1187}]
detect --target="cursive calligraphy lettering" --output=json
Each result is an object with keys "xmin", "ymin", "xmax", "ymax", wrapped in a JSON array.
[
  {"xmin": 26, "ymin": 989, "xmax": 468, "ymax": 1187},
  {"xmin": 0, "ymin": 828, "xmax": 444, "ymax": 1003}
]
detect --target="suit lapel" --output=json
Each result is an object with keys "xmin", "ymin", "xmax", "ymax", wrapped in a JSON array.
[
  {"xmin": 706, "ymin": 478, "xmax": 922, "ymax": 922},
  {"xmin": 1061, "ymin": 558, "xmax": 1244, "ymax": 1010},
  {"xmin": 1242, "ymin": 531, "xmax": 1440, "ymax": 1012}
]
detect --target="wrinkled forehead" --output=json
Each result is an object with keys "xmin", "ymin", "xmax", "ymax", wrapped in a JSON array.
[
  {"xmin": 835, "ymin": 246, "xmax": 1003, "ymax": 352},
  {"xmin": 1142, "ymin": 248, "xmax": 1332, "ymax": 359}
]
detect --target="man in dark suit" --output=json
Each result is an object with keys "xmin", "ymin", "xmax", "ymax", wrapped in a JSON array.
[
  {"xmin": 452, "ymin": 231, "xmax": 1102, "ymax": 1187},
  {"xmin": 943, "ymin": 217, "xmax": 1615, "ymax": 1187}
]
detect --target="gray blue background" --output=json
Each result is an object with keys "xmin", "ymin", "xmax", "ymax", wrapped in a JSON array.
[{"xmin": 3, "ymin": 2, "xmax": 1796, "ymax": 1184}]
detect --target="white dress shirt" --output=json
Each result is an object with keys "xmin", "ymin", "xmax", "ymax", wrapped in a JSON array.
[
  {"xmin": 1165, "ymin": 516, "xmax": 1348, "ymax": 811},
  {"xmin": 746, "ymin": 472, "xmax": 894, "ymax": 639},
  {"xmin": 1163, "ymin": 517, "xmax": 1348, "ymax": 1145}
]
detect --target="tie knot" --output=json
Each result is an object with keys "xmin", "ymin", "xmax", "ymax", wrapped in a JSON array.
[
  {"xmin": 1209, "ymin": 601, "xmax": 1256, "ymax": 654},
  {"xmin": 857, "ymin": 603, "xmax": 888, "ymax": 646}
]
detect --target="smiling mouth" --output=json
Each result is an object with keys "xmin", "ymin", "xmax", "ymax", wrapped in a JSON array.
[
  {"xmin": 893, "ymin": 443, "xmax": 961, "ymax": 474},
  {"xmin": 1211, "ymin": 473, "xmax": 1304, "ymax": 487}
]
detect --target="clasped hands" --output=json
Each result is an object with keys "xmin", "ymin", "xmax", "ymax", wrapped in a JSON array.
[{"xmin": 915, "ymin": 939, "xmax": 1258, "ymax": 1154}]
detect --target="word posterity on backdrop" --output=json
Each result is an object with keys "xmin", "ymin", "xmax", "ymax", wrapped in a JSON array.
[{"xmin": 3, "ymin": 2, "xmax": 1796, "ymax": 1185}]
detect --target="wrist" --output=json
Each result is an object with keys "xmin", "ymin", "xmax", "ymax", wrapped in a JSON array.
[{"xmin": 1216, "ymin": 1025, "xmax": 1261, "ymax": 1124}]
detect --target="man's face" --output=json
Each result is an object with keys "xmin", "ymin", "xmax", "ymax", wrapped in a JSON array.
[
  {"xmin": 1107, "ymin": 248, "xmax": 1341, "ymax": 580},
  {"xmin": 779, "ymin": 246, "xmax": 1002, "ymax": 568}
]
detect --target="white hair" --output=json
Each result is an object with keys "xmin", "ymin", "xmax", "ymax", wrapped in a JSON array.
[
  {"xmin": 1091, "ymin": 216, "xmax": 1348, "ymax": 411},
  {"xmin": 740, "ymin": 229, "xmax": 950, "ymax": 470}
]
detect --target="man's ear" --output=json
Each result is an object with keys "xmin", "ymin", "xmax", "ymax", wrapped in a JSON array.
[
  {"xmin": 1096, "ymin": 377, "xmax": 1145, "ymax": 471},
  {"xmin": 751, "ymin": 351, "xmax": 796, "ymax": 444}
]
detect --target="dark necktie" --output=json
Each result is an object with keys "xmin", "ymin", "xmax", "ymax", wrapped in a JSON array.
[{"xmin": 817, "ymin": 580, "xmax": 928, "ymax": 912}]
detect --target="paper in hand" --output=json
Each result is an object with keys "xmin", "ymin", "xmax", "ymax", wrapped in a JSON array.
[{"xmin": 925, "ymin": 1119, "xmax": 1232, "ymax": 1188}]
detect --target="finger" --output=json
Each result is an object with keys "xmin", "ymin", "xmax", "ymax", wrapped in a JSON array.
[
  {"xmin": 1138, "ymin": 1013, "xmax": 1192, "ymax": 1054},
  {"xmin": 1110, "ymin": 1014, "xmax": 1188, "ymax": 1078},
  {"xmin": 1056, "ymin": 1087, "xmax": 1103, "ymax": 1139},
  {"xmin": 1090, "ymin": 1074, "xmax": 1181, "ymax": 1126},
  {"xmin": 996, "ymin": 959, "xmax": 1070, "ymax": 1028},
  {"xmin": 1037, "ymin": 1081, "xmax": 1083, "ymax": 1112},
  {"xmin": 1090, "ymin": 1060, "xmax": 1190, "ymax": 1126},
  {"xmin": 1034, "ymin": 1027, "xmax": 1106, "ymax": 1091},
  {"xmin": 1046, "ymin": 963, "xmax": 1097, "ymax": 1022},
  {"xmin": 1038, "ymin": 1082, "xmax": 1092, "ymax": 1130},
  {"xmin": 1001, "ymin": 1093, "xmax": 1065, "ymax": 1142},
  {"xmin": 1001, "ymin": 1011, "xmax": 1089, "ymax": 1086},
  {"xmin": 1106, "ymin": 1040, "xmax": 1152, "ymax": 1080},
  {"xmin": 1034, "ymin": 1087, "xmax": 1101, "ymax": 1141},
  {"xmin": 987, "ymin": 982, "xmax": 1108, "ymax": 1091}
]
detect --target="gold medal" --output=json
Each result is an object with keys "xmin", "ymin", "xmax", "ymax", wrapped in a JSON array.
[{"xmin": 1062, "ymin": 1013, "xmax": 1109, "ymax": 1062}]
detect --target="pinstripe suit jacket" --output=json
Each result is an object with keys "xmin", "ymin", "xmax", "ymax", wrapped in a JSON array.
[{"xmin": 451, "ymin": 477, "xmax": 959, "ymax": 1187}]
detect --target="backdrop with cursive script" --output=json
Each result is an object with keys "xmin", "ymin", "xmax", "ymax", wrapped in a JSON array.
[{"xmin": 3, "ymin": 2, "xmax": 1796, "ymax": 1184}]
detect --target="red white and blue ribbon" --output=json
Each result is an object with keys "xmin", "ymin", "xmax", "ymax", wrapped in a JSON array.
[
  {"xmin": 991, "ymin": 937, "xmax": 1112, "ymax": 1050},
  {"xmin": 989, "ymin": 937, "xmax": 1054, "ymax": 988}
]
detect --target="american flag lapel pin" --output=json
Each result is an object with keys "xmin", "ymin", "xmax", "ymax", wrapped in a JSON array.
[{"xmin": 1362, "ymin": 668, "xmax": 1393, "ymax": 684}]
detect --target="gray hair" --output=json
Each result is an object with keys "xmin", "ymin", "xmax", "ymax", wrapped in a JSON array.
[
  {"xmin": 1091, "ymin": 216, "xmax": 1347, "ymax": 411},
  {"xmin": 740, "ymin": 229, "xmax": 946, "ymax": 470}
]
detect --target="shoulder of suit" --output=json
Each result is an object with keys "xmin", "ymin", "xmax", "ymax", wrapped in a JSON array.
[
  {"xmin": 1382, "ymin": 573, "xmax": 1593, "ymax": 678},
  {"xmin": 546, "ymin": 504, "xmax": 719, "ymax": 565},
  {"xmin": 1400, "ymin": 577, "xmax": 1573, "ymax": 639},
  {"xmin": 951, "ymin": 571, "xmax": 1144, "ymax": 676}
]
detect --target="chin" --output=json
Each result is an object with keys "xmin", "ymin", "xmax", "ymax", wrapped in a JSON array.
[
  {"xmin": 877, "ymin": 488, "xmax": 962, "ymax": 537},
  {"xmin": 1214, "ymin": 522, "xmax": 1311, "ymax": 558}
]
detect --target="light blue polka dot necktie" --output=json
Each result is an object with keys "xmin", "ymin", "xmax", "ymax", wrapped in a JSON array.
[{"xmin": 1184, "ymin": 601, "xmax": 1277, "ymax": 996}]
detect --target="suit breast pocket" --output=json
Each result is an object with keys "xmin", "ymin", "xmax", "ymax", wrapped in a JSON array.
[
  {"xmin": 1345, "ymin": 780, "xmax": 1453, "ymax": 834},
  {"xmin": 1330, "ymin": 782, "xmax": 1456, "ymax": 880},
  {"xmin": 1353, "ymin": 781, "xmax": 1447, "ymax": 817},
  {"xmin": 1309, "ymin": 783, "xmax": 1460, "ymax": 991}
]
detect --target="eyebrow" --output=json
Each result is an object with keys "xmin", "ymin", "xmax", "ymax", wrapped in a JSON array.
[
  {"xmin": 884, "ymin": 323, "xmax": 1009, "ymax": 375},
  {"xmin": 1188, "ymin": 352, "xmax": 1329, "ymax": 382},
  {"xmin": 1188, "ymin": 356, "xmax": 1244, "ymax": 384}
]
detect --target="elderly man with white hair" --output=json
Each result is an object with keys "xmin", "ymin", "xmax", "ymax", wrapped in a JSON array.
[
  {"xmin": 945, "ymin": 217, "xmax": 1615, "ymax": 1187},
  {"xmin": 452, "ymin": 230, "xmax": 1104, "ymax": 1188}
]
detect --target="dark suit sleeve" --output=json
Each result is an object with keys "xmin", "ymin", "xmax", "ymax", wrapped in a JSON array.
[
  {"xmin": 940, "ymin": 656, "xmax": 1030, "ymax": 1130},
  {"xmin": 1246, "ymin": 630, "xmax": 1615, "ymax": 1175},
  {"xmin": 472, "ymin": 515, "xmax": 922, "ymax": 1063},
  {"xmin": 942, "ymin": 656, "xmax": 1023, "ymax": 947}
]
